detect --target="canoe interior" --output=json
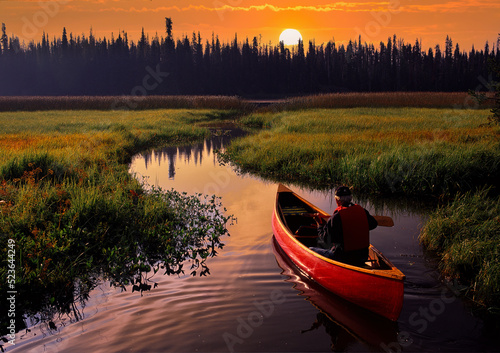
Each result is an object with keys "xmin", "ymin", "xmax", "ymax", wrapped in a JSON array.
[{"xmin": 277, "ymin": 188, "xmax": 392, "ymax": 271}]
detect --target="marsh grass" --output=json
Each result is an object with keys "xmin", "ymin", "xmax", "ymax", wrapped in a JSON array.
[
  {"xmin": 420, "ymin": 189, "xmax": 500, "ymax": 308},
  {"xmin": 0, "ymin": 95, "xmax": 250, "ymax": 112},
  {"xmin": 0, "ymin": 109, "xmax": 235, "ymax": 334},
  {"xmin": 226, "ymin": 108, "xmax": 500, "ymax": 195},
  {"xmin": 267, "ymin": 92, "xmax": 497, "ymax": 111}
]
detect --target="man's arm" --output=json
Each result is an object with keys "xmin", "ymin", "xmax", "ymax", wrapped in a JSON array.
[
  {"xmin": 318, "ymin": 212, "xmax": 343, "ymax": 243},
  {"xmin": 365, "ymin": 210, "xmax": 378, "ymax": 230}
]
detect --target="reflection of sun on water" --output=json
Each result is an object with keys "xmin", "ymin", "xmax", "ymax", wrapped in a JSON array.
[{"xmin": 279, "ymin": 29, "xmax": 302, "ymax": 45}]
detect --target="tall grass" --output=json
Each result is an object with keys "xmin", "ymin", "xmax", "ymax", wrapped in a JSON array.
[
  {"xmin": 1, "ymin": 93, "xmax": 492, "ymax": 113},
  {"xmin": 267, "ymin": 92, "xmax": 497, "ymax": 110},
  {"xmin": 0, "ymin": 109, "xmax": 236, "ymax": 334},
  {"xmin": 0, "ymin": 95, "xmax": 251, "ymax": 112},
  {"xmin": 225, "ymin": 108, "xmax": 499, "ymax": 195},
  {"xmin": 420, "ymin": 189, "xmax": 500, "ymax": 309}
]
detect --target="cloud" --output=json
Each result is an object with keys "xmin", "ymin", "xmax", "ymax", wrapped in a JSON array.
[
  {"xmin": 87, "ymin": 0, "xmax": 500, "ymax": 15},
  {"xmin": 95, "ymin": 2, "xmax": 397, "ymax": 14},
  {"xmin": 14, "ymin": 0, "xmax": 498, "ymax": 16},
  {"xmin": 402, "ymin": 0, "xmax": 500, "ymax": 13}
]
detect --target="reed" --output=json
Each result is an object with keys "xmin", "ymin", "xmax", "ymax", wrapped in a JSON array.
[
  {"xmin": 1, "ymin": 92, "xmax": 493, "ymax": 113},
  {"xmin": 0, "ymin": 95, "xmax": 251, "ymax": 112},
  {"xmin": 267, "ymin": 92, "xmax": 496, "ymax": 111}
]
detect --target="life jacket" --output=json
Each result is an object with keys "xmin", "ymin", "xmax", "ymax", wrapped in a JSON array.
[{"xmin": 334, "ymin": 204, "xmax": 369, "ymax": 252}]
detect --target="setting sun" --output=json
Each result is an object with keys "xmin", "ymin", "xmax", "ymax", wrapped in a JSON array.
[{"xmin": 279, "ymin": 29, "xmax": 303, "ymax": 46}]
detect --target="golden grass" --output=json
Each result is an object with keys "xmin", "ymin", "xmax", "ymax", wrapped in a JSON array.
[
  {"xmin": 276, "ymin": 92, "xmax": 496, "ymax": 110},
  {"xmin": 0, "ymin": 95, "xmax": 250, "ymax": 112},
  {"xmin": 0, "ymin": 134, "xmax": 94, "ymax": 152}
]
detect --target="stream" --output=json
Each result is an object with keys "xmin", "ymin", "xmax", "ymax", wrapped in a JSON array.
[{"xmin": 10, "ymin": 131, "xmax": 496, "ymax": 352}]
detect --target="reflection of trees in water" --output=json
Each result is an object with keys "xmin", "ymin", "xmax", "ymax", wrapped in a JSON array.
[
  {"xmin": 1, "ymin": 173, "xmax": 234, "ymax": 341},
  {"xmin": 140, "ymin": 132, "xmax": 236, "ymax": 180},
  {"xmin": 2, "ymin": 130, "xmax": 246, "ymax": 341}
]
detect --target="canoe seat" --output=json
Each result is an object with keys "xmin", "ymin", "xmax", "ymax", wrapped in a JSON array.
[
  {"xmin": 281, "ymin": 206, "xmax": 309, "ymax": 216},
  {"xmin": 360, "ymin": 259, "xmax": 380, "ymax": 269}
]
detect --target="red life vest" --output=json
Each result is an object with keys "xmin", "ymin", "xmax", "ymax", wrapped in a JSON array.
[{"xmin": 334, "ymin": 204, "xmax": 369, "ymax": 252}]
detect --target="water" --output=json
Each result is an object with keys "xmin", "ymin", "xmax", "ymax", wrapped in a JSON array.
[{"xmin": 10, "ymin": 133, "xmax": 496, "ymax": 352}]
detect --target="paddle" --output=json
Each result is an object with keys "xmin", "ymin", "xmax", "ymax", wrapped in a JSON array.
[
  {"xmin": 301, "ymin": 213, "xmax": 394, "ymax": 227},
  {"xmin": 373, "ymin": 215, "xmax": 394, "ymax": 227}
]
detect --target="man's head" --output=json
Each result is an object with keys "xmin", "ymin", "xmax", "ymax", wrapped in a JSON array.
[{"xmin": 335, "ymin": 185, "xmax": 352, "ymax": 206}]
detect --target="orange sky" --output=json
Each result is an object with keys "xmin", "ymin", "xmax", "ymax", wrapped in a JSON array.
[{"xmin": 1, "ymin": 0, "xmax": 499, "ymax": 51}]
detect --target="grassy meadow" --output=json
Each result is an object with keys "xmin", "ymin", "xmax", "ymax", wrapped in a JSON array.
[
  {"xmin": 0, "ymin": 95, "xmax": 251, "ymax": 112},
  {"xmin": 0, "ymin": 109, "xmax": 236, "ymax": 333},
  {"xmin": 224, "ymin": 107, "xmax": 499, "ymax": 195}
]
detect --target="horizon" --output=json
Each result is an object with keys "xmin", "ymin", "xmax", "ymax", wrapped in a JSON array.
[{"xmin": 1, "ymin": 1, "xmax": 499, "ymax": 52}]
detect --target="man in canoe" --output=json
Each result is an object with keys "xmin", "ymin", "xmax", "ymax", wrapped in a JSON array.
[{"xmin": 310, "ymin": 186, "xmax": 378, "ymax": 265}]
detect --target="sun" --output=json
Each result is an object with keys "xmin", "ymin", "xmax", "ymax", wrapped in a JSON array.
[{"xmin": 279, "ymin": 29, "xmax": 303, "ymax": 46}]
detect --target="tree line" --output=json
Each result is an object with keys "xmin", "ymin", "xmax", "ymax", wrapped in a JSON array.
[{"xmin": 0, "ymin": 20, "xmax": 499, "ymax": 96}]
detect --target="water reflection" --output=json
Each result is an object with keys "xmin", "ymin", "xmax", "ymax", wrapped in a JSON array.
[
  {"xmin": 272, "ymin": 238, "xmax": 398, "ymax": 351},
  {"xmin": 135, "ymin": 128, "xmax": 247, "ymax": 181}
]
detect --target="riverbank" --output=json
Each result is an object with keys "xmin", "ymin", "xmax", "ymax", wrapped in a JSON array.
[
  {"xmin": 222, "ymin": 106, "xmax": 500, "ymax": 309},
  {"xmin": 420, "ymin": 189, "xmax": 500, "ymax": 311},
  {"xmin": 222, "ymin": 107, "xmax": 499, "ymax": 195},
  {"xmin": 0, "ymin": 109, "xmax": 236, "ymax": 335}
]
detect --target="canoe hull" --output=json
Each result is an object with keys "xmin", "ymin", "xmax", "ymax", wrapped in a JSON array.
[
  {"xmin": 272, "ymin": 237, "xmax": 399, "ymax": 346},
  {"xmin": 272, "ymin": 184, "xmax": 404, "ymax": 321}
]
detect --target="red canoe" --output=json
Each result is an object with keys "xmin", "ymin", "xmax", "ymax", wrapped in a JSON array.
[{"xmin": 272, "ymin": 184, "xmax": 405, "ymax": 321}]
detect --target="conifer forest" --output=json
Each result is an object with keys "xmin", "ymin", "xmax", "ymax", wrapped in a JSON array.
[{"xmin": 0, "ymin": 20, "xmax": 499, "ymax": 96}]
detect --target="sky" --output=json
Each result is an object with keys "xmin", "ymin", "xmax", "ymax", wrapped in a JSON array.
[{"xmin": 1, "ymin": 0, "xmax": 499, "ymax": 51}]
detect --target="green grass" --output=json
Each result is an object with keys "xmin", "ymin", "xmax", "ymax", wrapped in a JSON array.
[
  {"xmin": 0, "ymin": 109, "xmax": 236, "ymax": 334},
  {"xmin": 0, "ymin": 109, "xmax": 235, "ymax": 134},
  {"xmin": 420, "ymin": 189, "xmax": 500, "ymax": 309},
  {"xmin": 224, "ymin": 108, "xmax": 500, "ymax": 195},
  {"xmin": 1, "ymin": 103, "xmax": 499, "ymax": 329}
]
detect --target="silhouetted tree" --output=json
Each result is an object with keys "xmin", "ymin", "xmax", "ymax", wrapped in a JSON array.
[
  {"xmin": 0, "ymin": 23, "xmax": 497, "ymax": 96},
  {"xmin": 1, "ymin": 23, "xmax": 8, "ymax": 55}
]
